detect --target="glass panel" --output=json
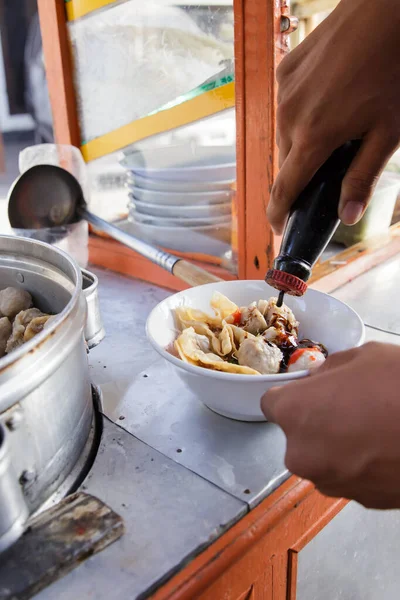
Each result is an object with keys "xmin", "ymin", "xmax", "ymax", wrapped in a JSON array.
[
  {"xmin": 68, "ymin": 0, "xmax": 234, "ymax": 143},
  {"xmin": 69, "ymin": 0, "xmax": 236, "ymax": 272}
]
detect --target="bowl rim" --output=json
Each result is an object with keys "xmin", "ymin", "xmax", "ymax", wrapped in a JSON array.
[
  {"xmin": 129, "ymin": 196, "xmax": 232, "ymax": 211},
  {"xmin": 146, "ymin": 281, "xmax": 366, "ymax": 382},
  {"xmin": 127, "ymin": 219, "xmax": 232, "ymax": 233},
  {"xmin": 129, "ymin": 208, "xmax": 232, "ymax": 226},
  {"xmin": 127, "ymin": 172, "xmax": 236, "ymax": 187},
  {"xmin": 126, "ymin": 185, "xmax": 233, "ymax": 199},
  {"xmin": 122, "ymin": 161, "xmax": 236, "ymax": 174}
]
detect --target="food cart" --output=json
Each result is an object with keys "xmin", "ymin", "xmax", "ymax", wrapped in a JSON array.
[{"xmin": 2, "ymin": 0, "xmax": 400, "ymax": 598}]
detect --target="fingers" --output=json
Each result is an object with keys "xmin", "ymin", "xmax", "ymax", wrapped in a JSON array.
[
  {"xmin": 314, "ymin": 346, "xmax": 359, "ymax": 373},
  {"xmin": 339, "ymin": 130, "xmax": 399, "ymax": 225},
  {"xmin": 262, "ymin": 347, "xmax": 361, "ymax": 422},
  {"xmin": 268, "ymin": 142, "xmax": 333, "ymax": 234},
  {"xmin": 261, "ymin": 384, "xmax": 283, "ymax": 424},
  {"xmin": 261, "ymin": 376, "xmax": 313, "ymax": 430}
]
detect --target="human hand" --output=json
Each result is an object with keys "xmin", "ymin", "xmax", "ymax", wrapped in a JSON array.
[
  {"xmin": 269, "ymin": 0, "xmax": 400, "ymax": 234},
  {"xmin": 261, "ymin": 342, "xmax": 400, "ymax": 508}
]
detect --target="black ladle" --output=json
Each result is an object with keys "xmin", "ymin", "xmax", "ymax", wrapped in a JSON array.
[{"xmin": 7, "ymin": 164, "xmax": 221, "ymax": 287}]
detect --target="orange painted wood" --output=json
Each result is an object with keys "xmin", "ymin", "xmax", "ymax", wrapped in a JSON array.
[
  {"xmin": 37, "ymin": 0, "xmax": 81, "ymax": 147},
  {"xmin": 286, "ymin": 498, "xmax": 348, "ymax": 600},
  {"xmin": 89, "ymin": 235, "xmax": 236, "ymax": 291},
  {"xmin": 309, "ymin": 223, "xmax": 400, "ymax": 294},
  {"xmin": 149, "ymin": 477, "xmax": 345, "ymax": 600},
  {"xmin": 291, "ymin": 497, "xmax": 348, "ymax": 552},
  {"xmin": 87, "ymin": 225, "xmax": 227, "ymax": 267},
  {"xmin": 233, "ymin": 0, "xmax": 246, "ymax": 279},
  {"xmin": 287, "ymin": 550, "xmax": 298, "ymax": 600},
  {"xmin": 237, "ymin": 586, "xmax": 255, "ymax": 600},
  {"xmin": 235, "ymin": 0, "xmax": 288, "ymax": 280}
]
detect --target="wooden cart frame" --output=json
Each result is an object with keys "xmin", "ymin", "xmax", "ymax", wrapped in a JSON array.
[
  {"xmin": 38, "ymin": 0, "xmax": 400, "ymax": 292},
  {"xmin": 37, "ymin": 1, "xmax": 400, "ymax": 597}
]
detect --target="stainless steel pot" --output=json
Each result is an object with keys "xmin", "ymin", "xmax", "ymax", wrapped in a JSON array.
[
  {"xmin": 0, "ymin": 236, "xmax": 94, "ymax": 515},
  {"xmin": 82, "ymin": 268, "xmax": 105, "ymax": 349},
  {"xmin": 0, "ymin": 422, "xmax": 28, "ymax": 552}
]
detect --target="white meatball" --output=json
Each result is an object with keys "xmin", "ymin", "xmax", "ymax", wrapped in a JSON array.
[
  {"xmin": 0, "ymin": 287, "xmax": 32, "ymax": 320},
  {"xmin": 287, "ymin": 348, "xmax": 325, "ymax": 373},
  {"xmin": 0, "ymin": 317, "xmax": 11, "ymax": 357},
  {"xmin": 238, "ymin": 338, "xmax": 282, "ymax": 375}
]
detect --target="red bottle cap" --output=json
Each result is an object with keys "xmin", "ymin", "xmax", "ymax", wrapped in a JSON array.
[{"xmin": 265, "ymin": 269, "xmax": 308, "ymax": 297}]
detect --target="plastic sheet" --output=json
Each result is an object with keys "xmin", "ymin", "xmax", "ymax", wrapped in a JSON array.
[{"xmin": 68, "ymin": 1, "xmax": 234, "ymax": 142}]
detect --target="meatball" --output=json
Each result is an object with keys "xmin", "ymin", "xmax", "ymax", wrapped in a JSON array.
[
  {"xmin": 0, "ymin": 317, "xmax": 12, "ymax": 358},
  {"xmin": 287, "ymin": 348, "xmax": 326, "ymax": 373},
  {"xmin": 0, "ymin": 287, "xmax": 32, "ymax": 320},
  {"xmin": 238, "ymin": 338, "xmax": 283, "ymax": 375}
]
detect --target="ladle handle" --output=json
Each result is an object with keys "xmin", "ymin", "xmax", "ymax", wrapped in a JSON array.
[
  {"xmin": 80, "ymin": 207, "xmax": 177, "ymax": 272},
  {"xmin": 79, "ymin": 208, "xmax": 221, "ymax": 286}
]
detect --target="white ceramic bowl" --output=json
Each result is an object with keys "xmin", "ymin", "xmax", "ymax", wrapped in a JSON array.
[
  {"xmin": 118, "ymin": 219, "xmax": 231, "ymax": 256},
  {"xmin": 146, "ymin": 280, "xmax": 365, "ymax": 422},
  {"xmin": 127, "ymin": 172, "xmax": 235, "ymax": 192},
  {"xmin": 126, "ymin": 185, "xmax": 232, "ymax": 206},
  {"xmin": 121, "ymin": 144, "xmax": 236, "ymax": 182},
  {"xmin": 129, "ymin": 207, "xmax": 231, "ymax": 228},
  {"xmin": 129, "ymin": 197, "xmax": 232, "ymax": 219}
]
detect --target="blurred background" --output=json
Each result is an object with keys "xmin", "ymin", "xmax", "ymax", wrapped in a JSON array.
[{"xmin": 0, "ymin": 0, "xmax": 51, "ymax": 232}]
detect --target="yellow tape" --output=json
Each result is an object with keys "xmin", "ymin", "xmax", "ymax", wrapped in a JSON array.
[
  {"xmin": 65, "ymin": 0, "xmax": 118, "ymax": 21},
  {"xmin": 81, "ymin": 81, "xmax": 235, "ymax": 162}
]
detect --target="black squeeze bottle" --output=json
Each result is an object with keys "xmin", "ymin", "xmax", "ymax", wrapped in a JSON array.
[{"xmin": 266, "ymin": 140, "xmax": 361, "ymax": 303}]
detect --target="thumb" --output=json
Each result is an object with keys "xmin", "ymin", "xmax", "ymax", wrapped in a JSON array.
[{"xmin": 339, "ymin": 132, "xmax": 398, "ymax": 226}]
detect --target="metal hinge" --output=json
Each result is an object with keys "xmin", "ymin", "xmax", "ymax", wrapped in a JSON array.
[{"xmin": 281, "ymin": 1, "xmax": 299, "ymax": 33}]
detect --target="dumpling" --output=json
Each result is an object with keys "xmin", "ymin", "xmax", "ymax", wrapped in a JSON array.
[
  {"xmin": 6, "ymin": 308, "xmax": 44, "ymax": 354},
  {"xmin": 237, "ymin": 338, "xmax": 283, "ymax": 375},
  {"xmin": 265, "ymin": 298, "xmax": 299, "ymax": 335},
  {"xmin": 263, "ymin": 325, "xmax": 298, "ymax": 349},
  {"xmin": 24, "ymin": 315, "xmax": 52, "ymax": 342},
  {"xmin": 0, "ymin": 317, "xmax": 12, "ymax": 358},
  {"xmin": 175, "ymin": 327, "xmax": 259, "ymax": 375},
  {"xmin": 257, "ymin": 299, "xmax": 270, "ymax": 316},
  {"xmin": 227, "ymin": 324, "xmax": 257, "ymax": 352},
  {"xmin": 175, "ymin": 306, "xmax": 222, "ymax": 330},
  {"xmin": 238, "ymin": 303, "xmax": 268, "ymax": 335},
  {"xmin": 210, "ymin": 292, "xmax": 238, "ymax": 320},
  {"xmin": 0, "ymin": 287, "xmax": 32, "ymax": 320}
]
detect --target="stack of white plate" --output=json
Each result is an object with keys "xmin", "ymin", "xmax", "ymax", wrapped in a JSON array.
[{"xmin": 119, "ymin": 144, "xmax": 235, "ymax": 256}]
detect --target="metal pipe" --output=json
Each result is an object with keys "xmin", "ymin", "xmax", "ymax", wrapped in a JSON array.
[{"xmin": 79, "ymin": 208, "xmax": 179, "ymax": 274}]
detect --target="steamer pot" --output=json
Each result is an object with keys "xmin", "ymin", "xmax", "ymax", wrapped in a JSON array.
[{"xmin": 0, "ymin": 236, "xmax": 94, "ymax": 516}]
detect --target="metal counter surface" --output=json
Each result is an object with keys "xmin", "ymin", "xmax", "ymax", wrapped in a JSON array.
[
  {"xmin": 37, "ymin": 417, "xmax": 246, "ymax": 600},
  {"xmin": 88, "ymin": 268, "xmax": 289, "ymax": 509},
  {"xmin": 35, "ymin": 259, "xmax": 400, "ymax": 600},
  {"xmin": 35, "ymin": 267, "xmax": 288, "ymax": 600},
  {"xmin": 333, "ymin": 254, "xmax": 400, "ymax": 335}
]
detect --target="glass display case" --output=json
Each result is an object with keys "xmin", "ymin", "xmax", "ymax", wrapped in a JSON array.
[{"xmin": 38, "ymin": 0, "xmax": 400, "ymax": 293}]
